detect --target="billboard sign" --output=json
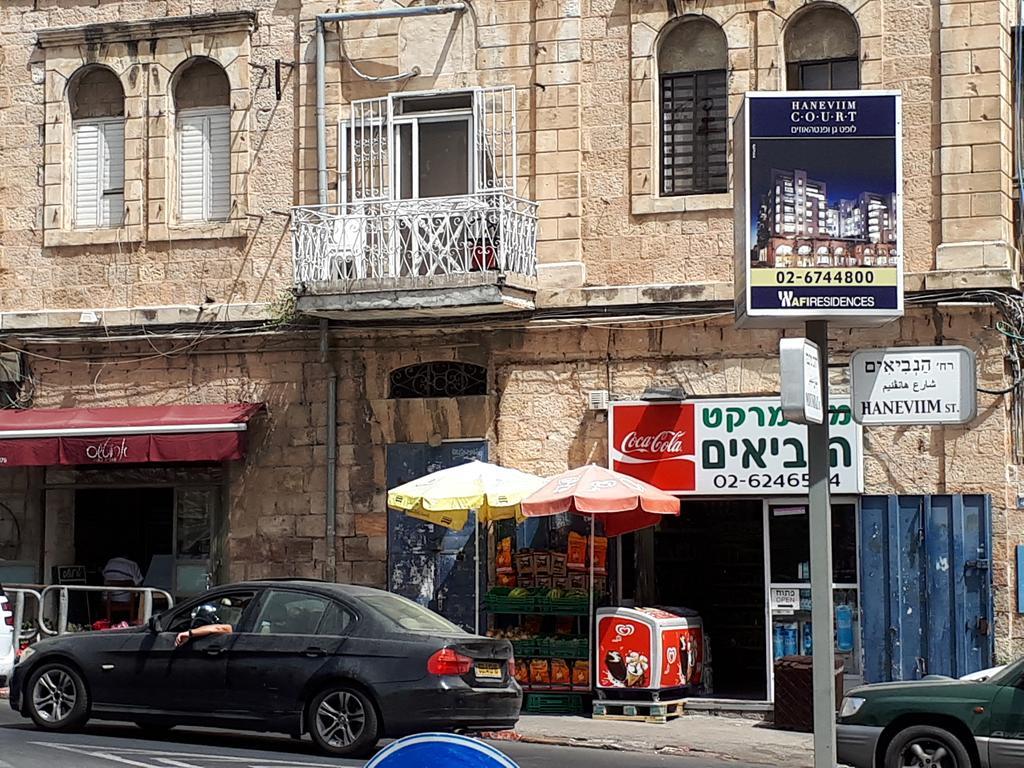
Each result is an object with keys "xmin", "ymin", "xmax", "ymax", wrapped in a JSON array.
[
  {"xmin": 609, "ymin": 397, "xmax": 863, "ymax": 495},
  {"xmin": 850, "ymin": 346, "xmax": 977, "ymax": 425},
  {"xmin": 734, "ymin": 91, "xmax": 903, "ymax": 327}
]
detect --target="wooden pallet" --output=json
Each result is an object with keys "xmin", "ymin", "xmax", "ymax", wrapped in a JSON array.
[{"xmin": 592, "ymin": 698, "xmax": 685, "ymax": 724}]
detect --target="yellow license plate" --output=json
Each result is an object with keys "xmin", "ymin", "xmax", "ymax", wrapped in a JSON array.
[{"xmin": 475, "ymin": 663, "xmax": 502, "ymax": 679}]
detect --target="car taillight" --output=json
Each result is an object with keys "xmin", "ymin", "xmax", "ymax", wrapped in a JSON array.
[
  {"xmin": 427, "ymin": 648, "xmax": 473, "ymax": 676},
  {"xmin": 509, "ymin": 655, "xmax": 516, "ymax": 677},
  {"xmin": 2, "ymin": 599, "xmax": 11, "ymax": 626}
]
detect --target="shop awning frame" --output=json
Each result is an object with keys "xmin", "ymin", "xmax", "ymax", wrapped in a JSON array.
[{"xmin": 0, "ymin": 422, "xmax": 249, "ymax": 439}]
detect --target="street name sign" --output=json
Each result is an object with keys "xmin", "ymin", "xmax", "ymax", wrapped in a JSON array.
[
  {"xmin": 850, "ymin": 346, "xmax": 977, "ymax": 425},
  {"xmin": 780, "ymin": 338, "xmax": 824, "ymax": 424}
]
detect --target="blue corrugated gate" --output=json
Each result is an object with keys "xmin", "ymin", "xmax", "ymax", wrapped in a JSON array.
[
  {"xmin": 386, "ymin": 441, "xmax": 488, "ymax": 632},
  {"xmin": 860, "ymin": 494, "xmax": 993, "ymax": 682}
]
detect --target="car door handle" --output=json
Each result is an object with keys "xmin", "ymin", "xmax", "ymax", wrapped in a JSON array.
[
  {"xmin": 204, "ymin": 646, "xmax": 226, "ymax": 656},
  {"xmin": 304, "ymin": 647, "xmax": 327, "ymax": 658}
]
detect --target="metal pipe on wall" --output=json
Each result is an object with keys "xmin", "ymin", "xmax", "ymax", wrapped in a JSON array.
[
  {"xmin": 314, "ymin": 3, "xmax": 468, "ymax": 205},
  {"xmin": 320, "ymin": 319, "xmax": 338, "ymax": 582}
]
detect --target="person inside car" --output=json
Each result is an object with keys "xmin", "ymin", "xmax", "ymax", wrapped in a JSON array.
[{"xmin": 175, "ymin": 603, "xmax": 234, "ymax": 647}]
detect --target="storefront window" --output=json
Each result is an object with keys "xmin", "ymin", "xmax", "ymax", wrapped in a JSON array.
[
  {"xmin": 767, "ymin": 502, "xmax": 861, "ymax": 682},
  {"xmin": 768, "ymin": 503, "xmax": 857, "ymax": 584},
  {"xmin": 175, "ymin": 487, "xmax": 216, "ymax": 596}
]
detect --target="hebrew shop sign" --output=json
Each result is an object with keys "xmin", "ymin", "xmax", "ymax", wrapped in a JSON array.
[{"xmin": 609, "ymin": 397, "xmax": 863, "ymax": 495}]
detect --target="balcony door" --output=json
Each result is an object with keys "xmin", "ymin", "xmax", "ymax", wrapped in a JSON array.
[{"xmin": 394, "ymin": 115, "xmax": 472, "ymax": 200}]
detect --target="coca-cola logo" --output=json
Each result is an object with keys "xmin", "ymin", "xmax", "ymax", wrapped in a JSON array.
[
  {"xmin": 615, "ymin": 624, "xmax": 635, "ymax": 638},
  {"xmin": 614, "ymin": 430, "xmax": 693, "ymax": 465}
]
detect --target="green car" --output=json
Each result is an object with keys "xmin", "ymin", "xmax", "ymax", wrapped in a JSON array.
[{"xmin": 837, "ymin": 658, "xmax": 1024, "ymax": 768}]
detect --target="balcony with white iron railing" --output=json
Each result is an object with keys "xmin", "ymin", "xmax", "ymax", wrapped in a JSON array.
[{"xmin": 291, "ymin": 192, "xmax": 538, "ymax": 318}]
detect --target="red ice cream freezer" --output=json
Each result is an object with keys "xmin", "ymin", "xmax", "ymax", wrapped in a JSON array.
[{"xmin": 596, "ymin": 606, "xmax": 704, "ymax": 697}]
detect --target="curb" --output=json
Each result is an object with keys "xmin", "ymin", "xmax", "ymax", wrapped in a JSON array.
[{"xmin": 483, "ymin": 730, "xmax": 799, "ymax": 766}]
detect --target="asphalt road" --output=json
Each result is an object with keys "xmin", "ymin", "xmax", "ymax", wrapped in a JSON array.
[{"xmin": 0, "ymin": 706, "xmax": 765, "ymax": 768}]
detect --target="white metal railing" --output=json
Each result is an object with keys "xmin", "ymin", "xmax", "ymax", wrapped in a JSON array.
[
  {"xmin": 36, "ymin": 585, "xmax": 174, "ymax": 636},
  {"xmin": 291, "ymin": 192, "xmax": 538, "ymax": 286},
  {"xmin": 5, "ymin": 586, "xmax": 42, "ymax": 647}
]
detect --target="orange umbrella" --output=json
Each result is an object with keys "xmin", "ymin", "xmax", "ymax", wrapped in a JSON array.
[{"xmin": 521, "ymin": 464, "xmax": 680, "ymax": 536}]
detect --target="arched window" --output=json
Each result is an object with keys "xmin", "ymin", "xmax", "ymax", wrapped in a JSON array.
[
  {"xmin": 69, "ymin": 66, "xmax": 125, "ymax": 229},
  {"xmin": 785, "ymin": 6, "xmax": 860, "ymax": 90},
  {"xmin": 174, "ymin": 58, "xmax": 231, "ymax": 223},
  {"xmin": 389, "ymin": 362, "xmax": 487, "ymax": 399},
  {"xmin": 657, "ymin": 17, "xmax": 728, "ymax": 196}
]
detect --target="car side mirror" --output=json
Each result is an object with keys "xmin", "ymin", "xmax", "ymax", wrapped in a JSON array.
[{"xmin": 147, "ymin": 615, "xmax": 161, "ymax": 634}]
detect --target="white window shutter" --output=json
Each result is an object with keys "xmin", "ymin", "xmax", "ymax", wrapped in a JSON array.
[
  {"xmin": 73, "ymin": 122, "xmax": 101, "ymax": 228},
  {"xmin": 207, "ymin": 110, "xmax": 231, "ymax": 221},
  {"xmin": 99, "ymin": 120, "xmax": 125, "ymax": 228},
  {"xmin": 178, "ymin": 108, "xmax": 231, "ymax": 223},
  {"xmin": 178, "ymin": 112, "xmax": 207, "ymax": 223}
]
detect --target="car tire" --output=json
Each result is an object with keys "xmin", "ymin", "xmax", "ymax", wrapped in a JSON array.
[
  {"xmin": 884, "ymin": 724, "xmax": 972, "ymax": 768},
  {"xmin": 307, "ymin": 684, "xmax": 380, "ymax": 758},
  {"xmin": 26, "ymin": 663, "xmax": 89, "ymax": 731}
]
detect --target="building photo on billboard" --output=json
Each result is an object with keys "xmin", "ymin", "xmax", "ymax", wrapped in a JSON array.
[{"xmin": 734, "ymin": 92, "xmax": 903, "ymax": 326}]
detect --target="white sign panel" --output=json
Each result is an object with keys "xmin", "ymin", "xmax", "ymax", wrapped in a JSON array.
[
  {"xmin": 770, "ymin": 587, "xmax": 800, "ymax": 615},
  {"xmin": 609, "ymin": 397, "xmax": 863, "ymax": 495},
  {"xmin": 780, "ymin": 338, "xmax": 824, "ymax": 424},
  {"xmin": 850, "ymin": 346, "xmax": 977, "ymax": 425}
]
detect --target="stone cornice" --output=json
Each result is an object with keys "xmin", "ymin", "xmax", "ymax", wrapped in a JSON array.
[{"xmin": 37, "ymin": 11, "xmax": 257, "ymax": 49}]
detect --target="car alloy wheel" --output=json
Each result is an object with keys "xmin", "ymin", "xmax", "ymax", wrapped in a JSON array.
[
  {"xmin": 900, "ymin": 739, "xmax": 952, "ymax": 767},
  {"xmin": 32, "ymin": 668, "xmax": 78, "ymax": 724},
  {"xmin": 885, "ymin": 725, "xmax": 970, "ymax": 768},
  {"xmin": 315, "ymin": 690, "xmax": 367, "ymax": 748}
]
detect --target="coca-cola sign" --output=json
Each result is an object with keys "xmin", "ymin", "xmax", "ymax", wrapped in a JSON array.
[
  {"xmin": 609, "ymin": 398, "xmax": 863, "ymax": 495},
  {"xmin": 610, "ymin": 403, "xmax": 696, "ymax": 491}
]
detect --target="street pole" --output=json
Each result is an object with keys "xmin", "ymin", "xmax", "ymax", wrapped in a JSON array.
[{"xmin": 806, "ymin": 319, "xmax": 836, "ymax": 768}]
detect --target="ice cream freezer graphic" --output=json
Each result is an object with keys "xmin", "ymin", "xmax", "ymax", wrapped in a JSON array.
[{"xmin": 596, "ymin": 607, "xmax": 704, "ymax": 694}]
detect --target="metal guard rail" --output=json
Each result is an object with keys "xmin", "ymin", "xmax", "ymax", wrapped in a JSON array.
[
  {"xmin": 4, "ymin": 586, "xmax": 43, "ymax": 647},
  {"xmin": 37, "ymin": 585, "xmax": 174, "ymax": 636}
]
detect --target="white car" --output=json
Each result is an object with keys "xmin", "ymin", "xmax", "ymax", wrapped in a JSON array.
[
  {"xmin": 0, "ymin": 584, "xmax": 15, "ymax": 687},
  {"xmin": 959, "ymin": 665, "xmax": 1005, "ymax": 682}
]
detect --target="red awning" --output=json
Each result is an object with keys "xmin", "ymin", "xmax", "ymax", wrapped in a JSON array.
[{"xmin": 0, "ymin": 403, "xmax": 264, "ymax": 467}]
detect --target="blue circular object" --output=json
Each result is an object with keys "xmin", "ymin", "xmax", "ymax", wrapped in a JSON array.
[{"xmin": 366, "ymin": 733, "xmax": 520, "ymax": 768}]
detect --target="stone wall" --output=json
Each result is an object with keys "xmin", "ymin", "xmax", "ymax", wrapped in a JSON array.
[
  {"xmin": 1, "ymin": 0, "xmax": 1017, "ymax": 315},
  {"xmin": 10, "ymin": 302, "xmax": 1024, "ymax": 658}
]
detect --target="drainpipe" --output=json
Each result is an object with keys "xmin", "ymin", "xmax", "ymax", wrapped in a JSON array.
[
  {"xmin": 320, "ymin": 319, "xmax": 338, "ymax": 582},
  {"xmin": 315, "ymin": 4, "xmax": 468, "ymax": 205}
]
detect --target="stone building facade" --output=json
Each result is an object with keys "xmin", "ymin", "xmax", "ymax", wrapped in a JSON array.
[{"xmin": 0, "ymin": 0, "xmax": 1022, "ymax": 690}]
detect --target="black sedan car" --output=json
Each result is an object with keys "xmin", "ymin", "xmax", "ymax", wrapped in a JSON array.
[{"xmin": 10, "ymin": 580, "xmax": 521, "ymax": 757}]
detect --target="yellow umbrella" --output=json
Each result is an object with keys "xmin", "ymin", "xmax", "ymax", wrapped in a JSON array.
[{"xmin": 387, "ymin": 460, "xmax": 546, "ymax": 531}]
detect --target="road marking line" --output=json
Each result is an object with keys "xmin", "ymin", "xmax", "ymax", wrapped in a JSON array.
[
  {"xmin": 153, "ymin": 759, "xmax": 207, "ymax": 768},
  {"xmin": 32, "ymin": 742, "xmax": 336, "ymax": 767}
]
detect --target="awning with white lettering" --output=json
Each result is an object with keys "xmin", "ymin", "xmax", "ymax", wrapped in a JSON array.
[{"xmin": 0, "ymin": 403, "xmax": 264, "ymax": 467}]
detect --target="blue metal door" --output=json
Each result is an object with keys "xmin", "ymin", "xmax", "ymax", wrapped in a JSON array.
[
  {"xmin": 386, "ymin": 441, "xmax": 488, "ymax": 632},
  {"xmin": 860, "ymin": 495, "xmax": 993, "ymax": 682}
]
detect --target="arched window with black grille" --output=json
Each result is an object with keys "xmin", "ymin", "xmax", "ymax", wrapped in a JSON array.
[
  {"xmin": 389, "ymin": 362, "xmax": 488, "ymax": 399},
  {"xmin": 658, "ymin": 17, "xmax": 729, "ymax": 197}
]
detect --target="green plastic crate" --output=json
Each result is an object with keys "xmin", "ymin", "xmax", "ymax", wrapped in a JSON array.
[
  {"xmin": 524, "ymin": 692, "xmax": 586, "ymax": 714},
  {"xmin": 484, "ymin": 587, "xmax": 535, "ymax": 613}
]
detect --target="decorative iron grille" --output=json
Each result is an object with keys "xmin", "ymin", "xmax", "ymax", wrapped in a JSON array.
[
  {"xmin": 389, "ymin": 362, "xmax": 487, "ymax": 399},
  {"xmin": 660, "ymin": 69, "xmax": 728, "ymax": 196}
]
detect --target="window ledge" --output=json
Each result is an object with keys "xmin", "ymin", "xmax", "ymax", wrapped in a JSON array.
[
  {"xmin": 632, "ymin": 192, "xmax": 732, "ymax": 215},
  {"xmin": 149, "ymin": 220, "xmax": 250, "ymax": 242},
  {"xmin": 44, "ymin": 227, "xmax": 143, "ymax": 249}
]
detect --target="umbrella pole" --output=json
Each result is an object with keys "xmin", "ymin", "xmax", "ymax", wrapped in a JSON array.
[
  {"xmin": 475, "ymin": 516, "xmax": 481, "ymax": 635},
  {"xmin": 589, "ymin": 515, "xmax": 595, "ymax": 690}
]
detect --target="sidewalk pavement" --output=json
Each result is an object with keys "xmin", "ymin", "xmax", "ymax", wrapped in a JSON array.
[{"xmin": 489, "ymin": 714, "xmax": 814, "ymax": 767}]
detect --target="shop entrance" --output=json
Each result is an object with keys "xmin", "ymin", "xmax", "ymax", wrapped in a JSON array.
[{"xmin": 653, "ymin": 500, "xmax": 767, "ymax": 700}]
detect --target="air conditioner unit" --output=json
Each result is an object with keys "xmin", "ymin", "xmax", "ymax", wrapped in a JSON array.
[{"xmin": 587, "ymin": 390, "xmax": 609, "ymax": 411}]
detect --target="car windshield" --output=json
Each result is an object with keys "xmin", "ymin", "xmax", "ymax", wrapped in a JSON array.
[
  {"xmin": 360, "ymin": 593, "xmax": 465, "ymax": 634},
  {"xmin": 986, "ymin": 656, "xmax": 1024, "ymax": 686}
]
